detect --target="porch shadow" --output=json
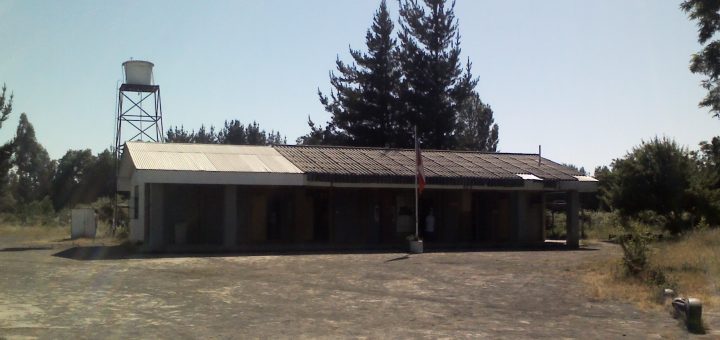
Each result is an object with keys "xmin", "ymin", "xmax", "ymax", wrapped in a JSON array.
[
  {"xmin": 1, "ymin": 246, "xmax": 54, "ymax": 252},
  {"xmin": 52, "ymin": 241, "xmax": 596, "ymax": 261}
]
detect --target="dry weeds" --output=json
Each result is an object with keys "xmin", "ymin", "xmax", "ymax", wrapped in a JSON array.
[
  {"xmin": 581, "ymin": 256, "xmax": 661, "ymax": 311},
  {"xmin": 653, "ymin": 228, "xmax": 720, "ymax": 308},
  {"xmin": 0, "ymin": 224, "xmax": 69, "ymax": 243},
  {"xmin": 582, "ymin": 228, "xmax": 720, "ymax": 311}
]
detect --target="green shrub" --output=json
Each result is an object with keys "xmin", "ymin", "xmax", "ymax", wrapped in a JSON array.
[
  {"xmin": 618, "ymin": 223, "xmax": 653, "ymax": 276},
  {"xmin": 545, "ymin": 211, "xmax": 566, "ymax": 239},
  {"xmin": 583, "ymin": 211, "xmax": 623, "ymax": 240},
  {"xmin": 15, "ymin": 197, "xmax": 56, "ymax": 226}
]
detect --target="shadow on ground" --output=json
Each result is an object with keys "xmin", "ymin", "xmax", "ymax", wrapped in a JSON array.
[
  {"xmin": 0, "ymin": 246, "xmax": 54, "ymax": 252},
  {"xmin": 52, "ymin": 242, "xmax": 596, "ymax": 261}
]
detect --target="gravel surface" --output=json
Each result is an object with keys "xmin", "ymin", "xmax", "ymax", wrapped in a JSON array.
[{"xmin": 0, "ymin": 237, "xmax": 711, "ymax": 339}]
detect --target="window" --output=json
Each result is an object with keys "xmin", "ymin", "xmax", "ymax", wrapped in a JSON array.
[{"xmin": 133, "ymin": 185, "xmax": 139, "ymax": 219}]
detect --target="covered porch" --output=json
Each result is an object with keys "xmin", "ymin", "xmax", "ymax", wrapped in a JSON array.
[{"xmin": 135, "ymin": 183, "xmax": 584, "ymax": 252}]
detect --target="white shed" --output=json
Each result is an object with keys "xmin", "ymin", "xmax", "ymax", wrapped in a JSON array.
[{"xmin": 71, "ymin": 208, "xmax": 97, "ymax": 239}]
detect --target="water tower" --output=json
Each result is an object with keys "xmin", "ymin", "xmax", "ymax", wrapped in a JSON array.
[
  {"xmin": 113, "ymin": 60, "xmax": 163, "ymax": 232},
  {"xmin": 114, "ymin": 60, "xmax": 164, "ymax": 160}
]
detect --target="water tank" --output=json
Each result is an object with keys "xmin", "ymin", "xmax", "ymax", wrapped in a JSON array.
[{"xmin": 122, "ymin": 60, "xmax": 154, "ymax": 85}]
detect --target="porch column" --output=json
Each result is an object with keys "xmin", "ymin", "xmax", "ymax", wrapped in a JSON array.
[
  {"xmin": 541, "ymin": 193, "xmax": 547, "ymax": 241},
  {"xmin": 224, "ymin": 185, "xmax": 237, "ymax": 248},
  {"xmin": 566, "ymin": 191, "xmax": 580, "ymax": 248},
  {"xmin": 513, "ymin": 192, "xmax": 528, "ymax": 244},
  {"xmin": 148, "ymin": 184, "xmax": 165, "ymax": 250}
]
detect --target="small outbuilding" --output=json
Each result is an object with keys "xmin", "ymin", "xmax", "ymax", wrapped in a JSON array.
[{"xmin": 117, "ymin": 142, "xmax": 596, "ymax": 251}]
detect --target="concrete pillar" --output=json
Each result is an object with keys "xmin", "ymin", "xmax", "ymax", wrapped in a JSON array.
[
  {"xmin": 224, "ymin": 185, "xmax": 238, "ymax": 248},
  {"xmin": 512, "ymin": 192, "xmax": 528, "ymax": 244},
  {"xmin": 148, "ymin": 184, "xmax": 165, "ymax": 250},
  {"xmin": 566, "ymin": 191, "xmax": 580, "ymax": 248},
  {"xmin": 540, "ymin": 193, "xmax": 547, "ymax": 241}
]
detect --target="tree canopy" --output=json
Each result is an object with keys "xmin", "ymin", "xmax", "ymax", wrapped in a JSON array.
[
  {"xmin": 51, "ymin": 149, "xmax": 114, "ymax": 210},
  {"xmin": 0, "ymin": 84, "xmax": 13, "ymax": 129},
  {"xmin": 166, "ymin": 120, "xmax": 286, "ymax": 145},
  {"xmin": 602, "ymin": 137, "xmax": 700, "ymax": 233},
  {"xmin": 397, "ymin": 0, "xmax": 477, "ymax": 149},
  {"xmin": 0, "ymin": 84, "xmax": 14, "ymax": 211},
  {"xmin": 317, "ymin": 0, "xmax": 402, "ymax": 147},
  {"xmin": 681, "ymin": 0, "xmax": 720, "ymax": 117},
  {"xmin": 11, "ymin": 113, "xmax": 54, "ymax": 205},
  {"xmin": 455, "ymin": 93, "xmax": 499, "ymax": 152},
  {"xmin": 302, "ymin": 0, "xmax": 498, "ymax": 150}
]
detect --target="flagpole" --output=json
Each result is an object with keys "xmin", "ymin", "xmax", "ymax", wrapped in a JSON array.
[{"xmin": 414, "ymin": 126, "xmax": 419, "ymax": 241}]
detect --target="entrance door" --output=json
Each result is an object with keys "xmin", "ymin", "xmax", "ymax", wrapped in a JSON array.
[
  {"xmin": 312, "ymin": 192, "xmax": 329, "ymax": 242},
  {"xmin": 267, "ymin": 198, "xmax": 283, "ymax": 241}
]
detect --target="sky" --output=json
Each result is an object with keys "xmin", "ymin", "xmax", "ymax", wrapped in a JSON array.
[{"xmin": 0, "ymin": 0, "xmax": 717, "ymax": 173}]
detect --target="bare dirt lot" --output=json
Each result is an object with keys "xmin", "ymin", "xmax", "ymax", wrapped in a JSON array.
[{"xmin": 0, "ymin": 235, "xmax": 713, "ymax": 339}]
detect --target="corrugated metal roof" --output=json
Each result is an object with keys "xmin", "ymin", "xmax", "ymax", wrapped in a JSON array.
[
  {"xmin": 124, "ymin": 142, "xmax": 302, "ymax": 173},
  {"xmin": 274, "ymin": 145, "xmax": 583, "ymax": 185},
  {"xmin": 121, "ymin": 143, "xmax": 588, "ymax": 187}
]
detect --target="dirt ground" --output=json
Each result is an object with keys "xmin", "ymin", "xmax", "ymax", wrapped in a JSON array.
[{"xmin": 0, "ymin": 235, "xmax": 715, "ymax": 339}]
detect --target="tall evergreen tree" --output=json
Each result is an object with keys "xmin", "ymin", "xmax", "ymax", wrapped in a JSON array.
[
  {"xmin": 296, "ymin": 117, "xmax": 348, "ymax": 145},
  {"xmin": 317, "ymin": 0, "xmax": 402, "ymax": 147},
  {"xmin": 166, "ymin": 125, "xmax": 194, "ymax": 143},
  {"xmin": 0, "ymin": 84, "xmax": 12, "ymax": 128},
  {"xmin": 12, "ymin": 113, "xmax": 54, "ymax": 204},
  {"xmin": 397, "ymin": 0, "xmax": 477, "ymax": 149},
  {"xmin": 245, "ymin": 121, "xmax": 266, "ymax": 145},
  {"xmin": 456, "ymin": 92, "xmax": 499, "ymax": 152},
  {"xmin": 194, "ymin": 125, "xmax": 218, "ymax": 144},
  {"xmin": 266, "ymin": 130, "xmax": 286, "ymax": 145},
  {"xmin": 218, "ymin": 120, "xmax": 247, "ymax": 144},
  {"xmin": 168, "ymin": 120, "xmax": 285, "ymax": 146}
]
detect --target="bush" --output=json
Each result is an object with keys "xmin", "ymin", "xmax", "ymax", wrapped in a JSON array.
[
  {"xmin": 15, "ymin": 197, "xmax": 57, "ymax": 226},
  {"xmin": 618, "ymin": 223, "xmax": 653, "ymax": 276},
  {"xmin": 583, "ymin": 211, "xmax": 623, "ymax": 240},
  {"xmin": 545, "ymin": 211, "xmax": 566, "ymax": 239}
]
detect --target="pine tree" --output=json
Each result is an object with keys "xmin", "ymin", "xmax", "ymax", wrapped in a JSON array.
[
  {"xmin": 166, "ymin": 126, "xmax": 194, "ymax": 143},
  {"xmin": 193, "ymin": 125, "xmax": 218, "ymax": 144},
  {"xmin": 317, "ymin": 0, "xmax": 402, "ymax": 147},
  {"xmin": 296, "ymin": 117, "xmax": 348, "ymax": 145},
  {"xmin": 245, "ymin": 121, "xmax": 266, "ymax": 145},
  {"xmin": 0, "ymin": 84, "xmax": 12, "ymax": 129},
  {"xmin": 218, "ymin": 120, "xmax": 247, "ymax": 144},
  {"xmin": 456, "ymin": 92, "xmax": 499, "ymax": 152},
  {"xmin": 397, "ymin": 0, "xmax": 477, "ymax": 149}
]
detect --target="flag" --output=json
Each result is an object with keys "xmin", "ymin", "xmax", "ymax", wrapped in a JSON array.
[{"xmin": 415, "ymin": 128, "xmax": 426, "ymax": 194}]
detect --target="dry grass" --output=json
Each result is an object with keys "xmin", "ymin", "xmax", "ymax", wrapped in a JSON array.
[
  {"xmin": 0, "ymin": 223, "xmax": 125, "ymax": 250},
  {"xmin": 582, "ymin": 228, "xmax": 720, "ymax": 310},
  {"xmin": 581, "ymin": 256, "xmax": 662, "ymax": 311},
  {"xmin": 652, "ymin": 228, "xmax": 720, "ymax": 308},
  {"xmin": 0, "ymin": 224, "xmax": 70, "ymax": 243}
]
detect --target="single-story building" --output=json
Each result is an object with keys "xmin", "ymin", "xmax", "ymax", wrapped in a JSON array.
[{"xmin": 117, "ymin": 142, "xmax": 597, "ymax": 251}]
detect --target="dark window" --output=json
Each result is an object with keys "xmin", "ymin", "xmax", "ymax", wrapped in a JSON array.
[{"xmin": 133, "ymin": 185, "xmax": 139, "ymax": 219}]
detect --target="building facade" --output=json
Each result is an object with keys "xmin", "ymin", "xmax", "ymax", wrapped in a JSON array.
[{"xmin": 118, "ymin": 142, "xmax": 596, "ymax": 251}]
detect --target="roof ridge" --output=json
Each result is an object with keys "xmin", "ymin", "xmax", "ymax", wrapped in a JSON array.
[{"xmin": 272, "ymin": 144, "xmax": 539, "ymax": 156}]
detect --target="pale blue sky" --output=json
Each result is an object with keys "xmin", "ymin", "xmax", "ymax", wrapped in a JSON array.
[{"xmin": 0, "ymin": 0, "xmax": 717, "ymax": 172}]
